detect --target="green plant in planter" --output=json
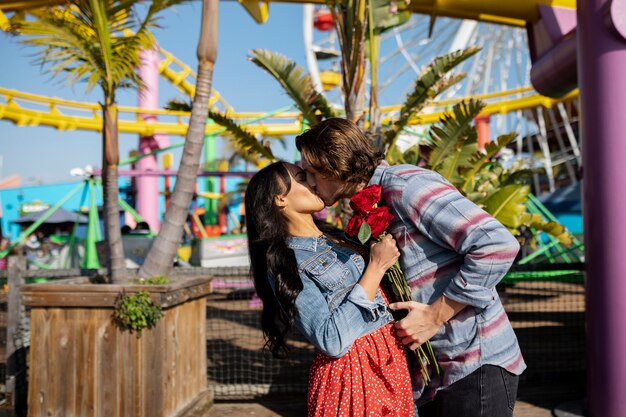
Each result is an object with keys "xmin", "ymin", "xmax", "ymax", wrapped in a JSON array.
[
  {"xmin": 136, "ymin": 275, "xmax": 171, "ymax": 285},
  {"xmin": 112, "ymin": 291, "xmax": 163, "ymax": 336}
]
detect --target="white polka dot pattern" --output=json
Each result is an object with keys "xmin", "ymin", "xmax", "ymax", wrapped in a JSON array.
[{"xmin": 307, "ymin": 322, "xmax": 414, "ymax": 417}]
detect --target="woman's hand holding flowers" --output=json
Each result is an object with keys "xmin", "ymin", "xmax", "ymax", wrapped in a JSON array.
[{"xmin": 369, "ymin": 234, "xmax": 400, "ymax": 273}]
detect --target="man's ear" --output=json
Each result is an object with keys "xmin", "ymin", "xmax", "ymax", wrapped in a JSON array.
[{"xmin": 274, "ymin": 195, "xmax": 287, "ymax": 209}]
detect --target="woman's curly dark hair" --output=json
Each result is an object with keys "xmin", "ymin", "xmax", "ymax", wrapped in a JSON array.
[{"xmin": 245, "ymin": 161, "xmax": 303, "ymax": 358}]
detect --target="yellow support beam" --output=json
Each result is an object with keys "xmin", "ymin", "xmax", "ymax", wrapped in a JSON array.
[
  {"xmin": 264, "ymin": 0, "xmax": 575, "ymax": 26},
  {"xmin": 0, "ymin": 9, "xmax": 9, "ymax": 30},
  {"xmin": 381, "ymin": 86, "xmax": 535, "ymax": 113},
  {"xmin": 1, "ymin": 0, "xmax": 577, "ymax": 26},
  {"xmin": 0, "ymin": 0, "xmax": 61, "ymax": 12},
  {"xmin": 0, "ymin": 101, "xmax": 306, "ymax": 136},
  {"xmin": 0, "ymin": 86, "xmax": 578, "ymax": 137},
  {"xmin": 238, "ymin": 0, "xmax": 269, "ymax": 24},
  {"xmin": 391, "ymin": 89, "xmax": 579, "ymax": 126},
  {"xmin": 406, "ymin": 0, "xmax": 576, "ymax": 26}
]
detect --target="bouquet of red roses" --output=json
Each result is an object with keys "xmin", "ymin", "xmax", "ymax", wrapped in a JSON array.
[{"xmin": 345, "ymin": 184, "xmax": 440, "ymax": 384}]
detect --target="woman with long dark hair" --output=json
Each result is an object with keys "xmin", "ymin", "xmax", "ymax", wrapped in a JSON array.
[{"xmin": 245, "ymin": 161, "xmax": 414, "ymax": 417}]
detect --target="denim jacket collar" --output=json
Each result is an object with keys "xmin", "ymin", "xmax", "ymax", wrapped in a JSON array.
[{"xmin": 286, "ymin": 235, "xmax": 326, "ymax": 252}]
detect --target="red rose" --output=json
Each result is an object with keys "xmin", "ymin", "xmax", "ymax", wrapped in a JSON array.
[
  {"xmin": 345, "ymin": 214, "xmax": 365, "ymax": 238},
  {"xmin": 350, "ymin": 184, "xmax": 383, "ymax": 215},
  {"xmin": 365, "ymin": 206, "xmax": 394, "ymax": 238}
]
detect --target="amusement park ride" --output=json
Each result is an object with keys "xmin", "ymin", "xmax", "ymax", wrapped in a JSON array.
[
  {"xmin": 4, "ymin": 1, "xmax": 626, "ymax": 416},
  {"xmin": 0, "ymin": 0, "xmax": 582, "ymax": 266}
]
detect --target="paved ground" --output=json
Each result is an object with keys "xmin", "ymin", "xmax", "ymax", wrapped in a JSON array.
[
  {"xmin": 207, "ymin": 397, "xmax": 559, "ymax": 417},
  {"xmin": 206, "ymin": 387, "xmax": 588, "ymax": 417}
]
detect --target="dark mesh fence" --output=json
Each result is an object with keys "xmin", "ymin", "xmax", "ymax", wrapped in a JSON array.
[
  {"xmin": 499, "ymin": 270, "xmax": 586, "ymax": 402},
  {"xmin": 206, "ymin": 269, "xmax": 587, "ymax": 402},
  {"xmin": 206, "ymin": 277, "xmax": 314, "ymax": 399}
]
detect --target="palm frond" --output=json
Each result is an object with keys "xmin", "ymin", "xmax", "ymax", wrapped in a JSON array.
[
  {"xmin": 393, "ymin": 144, "xmax": 421, "ymax": 165},
  {"xmin": 427, "ymin": 99, "xmax": 485, "ymax": 170},
  {"xmin": 438, "ymin": 143, "xmax": 477, "ymax": 186},
  {"xmin": 461, "ymin": 132, "xmax": 517, "ymax": 192},
  {"xmin": 480, "ymin": 184, "xmax": 530, "ymax": 231},
  {"xmin": 208, "ymin": 110, "xmax": 276, "ymax": 162},
  {"xmin": 501, "ymin": 168, "xmax": 544, "ymax": 186},
  {"xmin": 88, "ymin": 0, "xmax": 115, "ymax": 93},
  {"xmin": 384, "ymin": 46, "xmax": 481, "ymax": 147},
  {"xmin": 164, "ymin": 98, "xmax": 192, "ymax": 112},
  {"xmin": 369, "ymin": 0, "xmax": 411, "ymax": 34},
  {"xmin": 473, "ymin": 165, "xmax": 503, "ymax": 197},
  {"xmin": 164, "ymin": 98, "xmax": 278, "ymax": 162},
  {"xmin": 12, "ymin": 0, "xmax": 183, "ymax": 98},
  {"xmin": 249, "ymin": 49, "xmax": 336, "ymax": 126},
  {"xmin": 526, "ymin": 218, "xmax": 573, "ymax": 246}
]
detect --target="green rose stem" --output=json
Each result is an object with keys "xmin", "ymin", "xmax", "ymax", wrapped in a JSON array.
[
  {"xmin": 385, "ymin": 253, "xmax": 441, "ymax": 385},
  {"xmin": 352, "ymin": 213, "xmax": 441, "ymax": 385}
]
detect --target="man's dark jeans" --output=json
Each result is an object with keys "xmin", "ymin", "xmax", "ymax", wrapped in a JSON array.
[{"xmin": 418, "ymin": 365, "xmax": 519, "ymax": 417}]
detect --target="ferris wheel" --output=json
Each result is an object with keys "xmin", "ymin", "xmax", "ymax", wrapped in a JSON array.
[{"xmin": 302, "ymin": 5, "xmax": 581, "ymax": 193}]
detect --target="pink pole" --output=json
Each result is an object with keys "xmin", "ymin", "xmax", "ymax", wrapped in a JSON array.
[
  {"xmin": 578, "ymin": 0, "xmax": 626, "ymax": 415},
  {"xmin": 474, "ymin": 114, "xmax": 491, "ymax": 150},
  {"xmin": 137, "ymin": 47, "xmax": 169, "ymax": 232}
]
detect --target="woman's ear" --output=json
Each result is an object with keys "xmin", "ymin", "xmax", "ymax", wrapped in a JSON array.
[{"xmin": 274, "ymin": 195, "xmax": 287, "ymax": 209}]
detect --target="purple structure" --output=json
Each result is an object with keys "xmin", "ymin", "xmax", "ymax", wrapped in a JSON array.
[
  {"xmin": 578, "ymin": 1, "xmax": 626, "ymax": 415},
  {"xmin": 137, "ymin": 47, "xmax": 169, "ymax": 231},
  {"xmin": 528, "ymin": 5, "xmax": 578, "ymax": 97}
]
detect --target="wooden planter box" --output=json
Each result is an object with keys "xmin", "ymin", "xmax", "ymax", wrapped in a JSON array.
[{"xmin": 21, "ymin": 277, "xmax": 214, "ymax": 417}]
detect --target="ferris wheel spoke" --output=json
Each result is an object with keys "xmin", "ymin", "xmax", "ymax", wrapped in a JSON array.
[
  {"xmin": 381, "ymin": 29, "xmax": 459, "ymax": 95},
  {"xmin": 546, "ymin": 107, "xmax": 578, "ymax": 183},
  {"xmin": 557, "ymin": 102, "xmax": 582, "ymax": 167},
  {"xmin": 303, "ymin": 6, "xmax": 580, "ymax": 191}
]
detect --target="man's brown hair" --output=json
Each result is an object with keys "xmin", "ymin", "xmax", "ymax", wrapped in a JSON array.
[{"xmin": 295, "ymin": 118, "xmax": 384, "ymax": 184}]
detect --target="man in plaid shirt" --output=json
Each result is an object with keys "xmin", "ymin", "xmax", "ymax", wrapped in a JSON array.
[{"xmin": 296, "ymin": 118, "xmax": 525, "ymax": 417}]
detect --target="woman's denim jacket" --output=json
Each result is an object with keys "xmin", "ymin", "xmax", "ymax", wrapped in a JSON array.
[{"xmin": 269, "ymin": 235, "xmax": 393, "ymax": 358}]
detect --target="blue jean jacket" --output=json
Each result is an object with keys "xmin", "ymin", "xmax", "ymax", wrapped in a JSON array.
[{"xmin": 269, "ymin": 235, "xmax": 393, "ymax": 358}]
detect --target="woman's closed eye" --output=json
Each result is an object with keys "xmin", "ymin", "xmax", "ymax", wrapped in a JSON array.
[{"xmin": 295, "ymin": 170, "xmax": 308, "ymax": 183}]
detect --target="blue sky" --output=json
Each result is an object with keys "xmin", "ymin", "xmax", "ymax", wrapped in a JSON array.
[
  {"xmin": 0, "ymin": 2, "xmax": 307, "ymax": 185},
  {"xmin": 0, "ymin": 5, "xmax": 532, "ymax": 186}
]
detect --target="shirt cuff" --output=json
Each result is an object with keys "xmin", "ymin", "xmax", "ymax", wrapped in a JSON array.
[
  {"xmin": 347, "ymin": 284, "xmax": 389, "ymax": 321},
  {"xmin": 443, "ymin": 275, "xmax": 496, "ymax": 309}
]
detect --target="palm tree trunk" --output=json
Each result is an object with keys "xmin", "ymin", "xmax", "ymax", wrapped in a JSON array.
[
  {"xmin": 346, "ymin": 70, "xmax": 367, "ymax": 124},
  {"xmin": 334, "ymin": 0, "xmax": 367, "ymax": 124},
  {"xmin": 102, "ymin": 102, "xmax": 127, "ymax": 283},
  {"xmin": 138, "ymin": 0, "xmax": 219, "ymax": 279}
]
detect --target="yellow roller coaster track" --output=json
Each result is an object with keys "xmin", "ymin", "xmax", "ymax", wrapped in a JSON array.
[
  {"xmin": 0, "ymin": 85, "xmax": 578, "ymax": 137},
  {"xmin": 157, "ymin": 47, "xmax": 232, "ymax": 113},
  {"xmin": 0, "ymin": 0, "xmax": 578, "ymax": 137}
]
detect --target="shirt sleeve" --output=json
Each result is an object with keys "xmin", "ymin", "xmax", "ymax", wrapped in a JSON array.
[
  {"xmin": 399, "ymin": 171, "xmax": 520, "ymax": 309},
  {"xmin": 291, "ymin": 271, "xmax": 391, "ymax": 358}
]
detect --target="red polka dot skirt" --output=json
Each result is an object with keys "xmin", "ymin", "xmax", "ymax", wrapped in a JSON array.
[{"xmin": 307, "ymin": 321, "xmax": 414, "ymax": 416}]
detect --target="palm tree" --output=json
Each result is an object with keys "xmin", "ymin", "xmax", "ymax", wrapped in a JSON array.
[
  {"xmin": 12, "ymin": 0, "xmax": 182, "ymax": 283},
  {"xmin": 138, "ymin": 0, "xmax": 220, "ymax": 279},
  {"xmin": 251, "ymin": 47, "xmax": 571, "ymax": 243}
]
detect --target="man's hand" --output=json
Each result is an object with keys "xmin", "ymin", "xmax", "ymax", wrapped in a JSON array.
[{"xmin": 389, "ymin": 296, "xmax": 466, "ymax": 350}]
